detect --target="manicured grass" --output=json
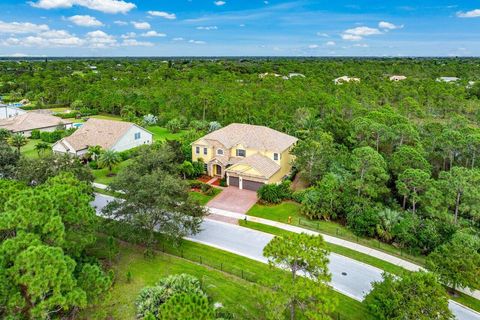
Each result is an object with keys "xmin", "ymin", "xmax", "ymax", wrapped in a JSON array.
[
  {"xmin": 91, "ymin": 159, "xmax": 133, "ymax": 185},
  {"xmin": 189, "ymin": 188, "xmax": 222, "ymax": 205},
  {"xmin": 20, "ymin": 139, "xmax": 52, "ymax": 159},
  {"xmin": 452, "ymin": 292, "xmax": 480, "ymax": 313},
  {"xmin": 146, "ymin": 126, "xmax": 186, "ymax": 142},
  {"xmin": 90, "ymin": 113, "xmax": 123, "ymax": 121},
  {"xmin": 247, "ymin": 202, "xmax": 426, "ymax": 266},
  {"xmin": 239, "ymin": 220, "xmax": 408, "ymax": 276},
  {"xmin": 90, "ymin": 226, "xmax": 374, "ymax": 320}
]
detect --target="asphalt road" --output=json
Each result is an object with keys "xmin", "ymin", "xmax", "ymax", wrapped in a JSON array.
[{"xmin": 92, "ymin": 194, "xmax": 480, "ymax": 320}]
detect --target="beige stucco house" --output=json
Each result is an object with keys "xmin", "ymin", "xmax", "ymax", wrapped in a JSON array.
[
  {"xmin": 52, "ymin": 118, "xmax": 152, "ymax": 157},
  {"xmin": 192, "ymin": 123, "xmax": 298, "ymax": 191}
]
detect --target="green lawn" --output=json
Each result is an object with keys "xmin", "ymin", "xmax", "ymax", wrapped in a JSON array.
[
  {"xmin": 146, "ymin": 126, "xmax": 186, "ymax": 142},
  {"xmin": 90, "ymin": 223, "xmax": 374, "ymax": 320},
  {"xmin": 239, "ymin": 220, "xmax": 408, "ymax": 276},
  {"xmin": 20, "ymin": 139, "xmax": 52, "ymax": 159},
  {"xmin": 247, "ymin": 202, "xmax": 426, "ymax": 266},
  {"xmin": 91, "ymin": 159, "xmax": 133, "ymax": 185},
  {"xmin": 189, "ymin": 188, "xmax": 222, "ymax": 205}
]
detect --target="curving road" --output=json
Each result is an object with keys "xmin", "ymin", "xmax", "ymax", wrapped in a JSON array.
[{"xmin": 92, "ymin": 194, "xmax": 480, "ymax": 320}]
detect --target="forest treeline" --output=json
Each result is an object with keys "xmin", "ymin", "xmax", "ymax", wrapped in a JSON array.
[{"xmin": 1, "ymin": 58, "xmax": 480, "ymax": 288}]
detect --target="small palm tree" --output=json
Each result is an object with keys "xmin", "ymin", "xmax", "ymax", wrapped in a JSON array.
[
  {"xmin": 98, "ymin": 150, "xmax": 121, "ymax": 175},
  {"xmin": 179, "ymin": 160, "xmax": 195, "ymax": 179},
  {"xmin": 87, "ymin": 145, "xmax": 103, "ymax": 161},
  {"xmin": 8, "ymin": 133, "xmax": 27, "ymax": 152},
  {"xmin": 35, "ymin": 142, "xmax": 50, "ymax": 157}
]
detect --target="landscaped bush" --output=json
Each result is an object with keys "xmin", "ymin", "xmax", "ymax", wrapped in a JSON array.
[
  {"xmin": 219, "ymin": 178, "xmax": 227, "ymax": 187},
  {"xmin": 118, "ymin": 147, "xmax": 139, "ymax": 161},
  {"xmin": 40, "ymin": 130, "xmax": 64, "ymax": 143},
  {"xmin": 291, "ymin": 189, "xmax": 308, "ymax": 203},
  {"xmin": 200, "ymin": 182, "xmax": 214, "ymax": 195},
  {"xmin": 188, "ymin": 180, "xmax": 204, "ymax": 189},
  {"xmin": 54, "ymin": 111, "xmax": 80, "ymax": 119},
  {"xmin": 257, "ymin": 181, "xmax": 292, "ymax": 204},
  {"xmin": 30, "ymin": 129, "xmax": 40, "ymax": 139},
  {"xmin": 135, "ymin": 274, "xmax": 205, "ymax": 319},
  {"xmin": 89, "ymin": 160, "xmax": 98, "ymax": 169}
]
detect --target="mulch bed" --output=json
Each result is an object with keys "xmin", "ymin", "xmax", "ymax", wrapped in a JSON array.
[{"xmin": 197, "ymin": 175, "xmax": 212, "ymax": 183}]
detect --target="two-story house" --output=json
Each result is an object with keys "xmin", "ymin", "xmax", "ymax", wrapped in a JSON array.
[{"xmin": 192, "ymin": 123, "xmax": 298, "ymax": 191}]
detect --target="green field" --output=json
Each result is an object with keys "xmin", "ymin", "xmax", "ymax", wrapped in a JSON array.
[
  {"xmin": 91, "ymin": 159, "xmax": 133, "ymax": 185},
  {"xmin": 20, "ymin": 139, "xmax": 53, "ymax": 159},
  {"xmin": 146, "ymin": 126, "xmax": 186, "ymax": 142},
  {"xmin": 247, "ymin": 202, "xmax": 426, "ymax": 266}
]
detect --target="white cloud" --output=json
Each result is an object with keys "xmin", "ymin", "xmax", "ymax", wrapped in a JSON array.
[
  {"xmin": 189, "ymin": 39, "xmax": 206, "ymax": 44},
  {"xmin": 85, "ymin": 30, "xmax": 117, "ymax": 48},
  {"xmin": 326, "ymin": 41, "xmax": 336, "ymax": 46},
  {"xmin": 30, "ymin": 0, "xmax": 136, "ymax": 14},
  {"xmin": 172, "ymin": 37, "xmax": 184, "ymax": 41},
  {"xmin": 342, "ymin": 26, "xmax": 381, "ymax": 41},
  {"xmin": 131, "ymin": 21, "xmax": 151, "ymax": 30},
  {"xmin": 457, "ymin": 9, "xmax": 480, "ymax": 18},
  {"xmin": 239, "ymin": 24, "xmax": 245, "ymax": 27},
  {"xmin": 141, "ymin": 31, "xmax": 166, "ymax": 37},
  {"xmin": 214, "ymin": 1, "xmax": 226, "ymax": 6},
  {"xmin": 120, "ymin": 32, "xmax": 136, "ymax": 39},
  {"xmin": 379, "ymin": 21, "xmax": 403, "ymax": 30},
  {"xmin": 316, "ymin": 32, "xmax": 329, "ymax": 37},
  {"xmin": 2, "ymin": 29, "xmax": 84, "ymax": 47},
  {"xmin": 353, "ymin": 43, "xmax": 369, "ymax": 47},
  {"xmin": 196, "ymin": 26, "xmax": 218, "ymax": 30},
  {"xmin": 114, "ymin": 20, "xmax": 128, "ymax": 25},
  {"xmin": 121, "ymin": 39, "xmax": 153, "ymax": 47},
  {"xmin": 341, "ymin": 34, "xmax": 362, "ymax": 41},
  {"xmin": 147, "ymin": 11, "xmax": 176, "ymax": 20},
  {"xmin": 67, "ymin": 15, "xmax": 103, "ymax": 27},
  {"xmin": 308, "ymin": 44, "xmax": 319, "ymax": 49},
  {"xmin": 0, "ymin": 20, "xmax": 49, "ymax": 34}
]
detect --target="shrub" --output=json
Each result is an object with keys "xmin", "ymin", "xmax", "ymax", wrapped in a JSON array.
[
  {"xmin": 200, "ymin": 183, "xmax": 213, "ymax": 194},
  {"xmin": 40, "ymin": 130, "xmax": 64, "ymax": 143},
  {"xmin": 143, "ymin": 114, "xmax": 158, "ymax": 126},
  {"xmin": 291, "ymin": 189, "xmax": 308, "ymax": 203},
  {"xmin": 135, "ymin": 274, "xmax": 205, "ymax": 319},
  {"xmin": 192, "ymin": 161, "xmax": 205, "ymax": 177},
  {"xmin": 30, "ymin": 129, "xmax": 40, "ymax": 140},
  {"xmin": 257, "ymin": 181, "xmax": 291, "ymax": 204},
  {"xmin": 208, "ymin": 121, "xmax": 222, "ymax": 132},
  {"xmin": 166, "ymin": 118, "xmax": 183, "ymax": 133},
  {"xmin": 219, "ymin": 178, "xmax": 227, "ymax": 187},
  {"xmin": 88, "ymin": 161, "xmax": 98, "ymax": 170},
  {"xmin": 346, "ymin": 206, "xmax": 381, "ymax": 237},
  {"xmin": 188, "ymin": 180, "xmax": 204, "ymax": 189}
]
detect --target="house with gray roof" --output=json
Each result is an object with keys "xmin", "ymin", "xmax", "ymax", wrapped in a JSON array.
[{"xmin": 192, "ymin": 123, "xmax": 298, "ymax": 191}]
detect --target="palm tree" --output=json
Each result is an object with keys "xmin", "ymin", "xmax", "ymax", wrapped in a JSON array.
[
  {"xmin": 98, "ymin": 150, "xmax": 121, "ymax": 175},
  {"xmin": 8, "ymin": 133, "xmax": 27, "ymax": 153},
  {"xmin": 87, "ymin": 145, "xmax": 103, "ymax": 161},
  {"xmin": 35, "ymin": 142, "xmax": 50, "ymax": 157}
]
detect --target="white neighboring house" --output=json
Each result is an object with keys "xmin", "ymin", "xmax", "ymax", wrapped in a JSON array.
[
  {"xmin": 52, "ymin": 118, "xmax": 153, "ymax": 157},
  {"xmin": 0, "ymin": 112, "xmax": 72, "ymax": 137},
  {"xmin": 436, "ymin": 76, "xmax": 460, "ymax": 83},
  {"xmin": 389, "ymin": 75, "xmax": 407, "ymax": 82},
  {"xmin": 0, "ymin": 104, "xmax": 27, "ymax": 119},
  {"xmin": 334, "ymin": 76, "xmax": 360, "ymax": 85}
]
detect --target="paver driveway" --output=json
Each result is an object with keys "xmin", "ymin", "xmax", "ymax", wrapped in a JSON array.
[{"xmin": 207, "ymin": 186, "xmax": 257, "ymax": 213}]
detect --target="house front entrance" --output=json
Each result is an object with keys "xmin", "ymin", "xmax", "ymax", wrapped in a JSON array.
[{"xmin": 214, "ymin": 164, "xmax": 222, "ymax": 176}]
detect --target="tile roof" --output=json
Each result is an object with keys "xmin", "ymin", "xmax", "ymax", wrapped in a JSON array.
[
  {"xmin": 60, "ymin": 118, "xmax": 134, "ymax": 151},
  {"xmin": 199, "ymin": 123, "xmax": 297, "ymax": 153},
  {"xmin": 227, "ymin": 153, "xmax": 281, "ymax": 179},
  {"xmin": 0, "ymin": 112, "xmax": 72, "ymax": 132}
]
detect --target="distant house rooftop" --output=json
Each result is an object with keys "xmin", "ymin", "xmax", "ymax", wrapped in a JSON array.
[
  {"xmin": 389, "ymin": 75, "xmax": 407, "ymax": 81},
  {"xmin": 334, "ymin": 76, "xmax": 360, "ymax": 85},
  {"xmin": 0, "ymin": 112, "xmax": 72, "ymax": 132},
  {"xmin": 60, "ymin": 118, "xmax": 140, "ymax": 151}
]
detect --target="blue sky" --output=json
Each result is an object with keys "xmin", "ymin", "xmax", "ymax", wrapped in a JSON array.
[{"xmin": 0, "ymin": 0, "xmax": 480, "ymax": 56}]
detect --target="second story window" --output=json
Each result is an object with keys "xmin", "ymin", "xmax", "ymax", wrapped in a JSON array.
[
  {"xmin": 204, "ymin": 147, "xmax": 208, "ymax": 155},
  {"xmin": 195, "ymin": 146, "xmax": 200, "ymax": 154},
  {"xmin": 134, "ymin": 132, "xmax": 141, "ymax": 140},
  {"xmin": 217, "ymin": 149, "xmax": 224, "ymax": 155},
  {"xmin": 236, "ymin": 149, "xmax": 246, "ymax": 157},
  {"xmin": 273, "ymin": 153, "xmax": 279, "ymax": 161}
]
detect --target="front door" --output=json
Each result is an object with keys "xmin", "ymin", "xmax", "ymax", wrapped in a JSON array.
[{"xmin": 215, "ymin": 164, "xmax": 222, "ymax": 176}]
